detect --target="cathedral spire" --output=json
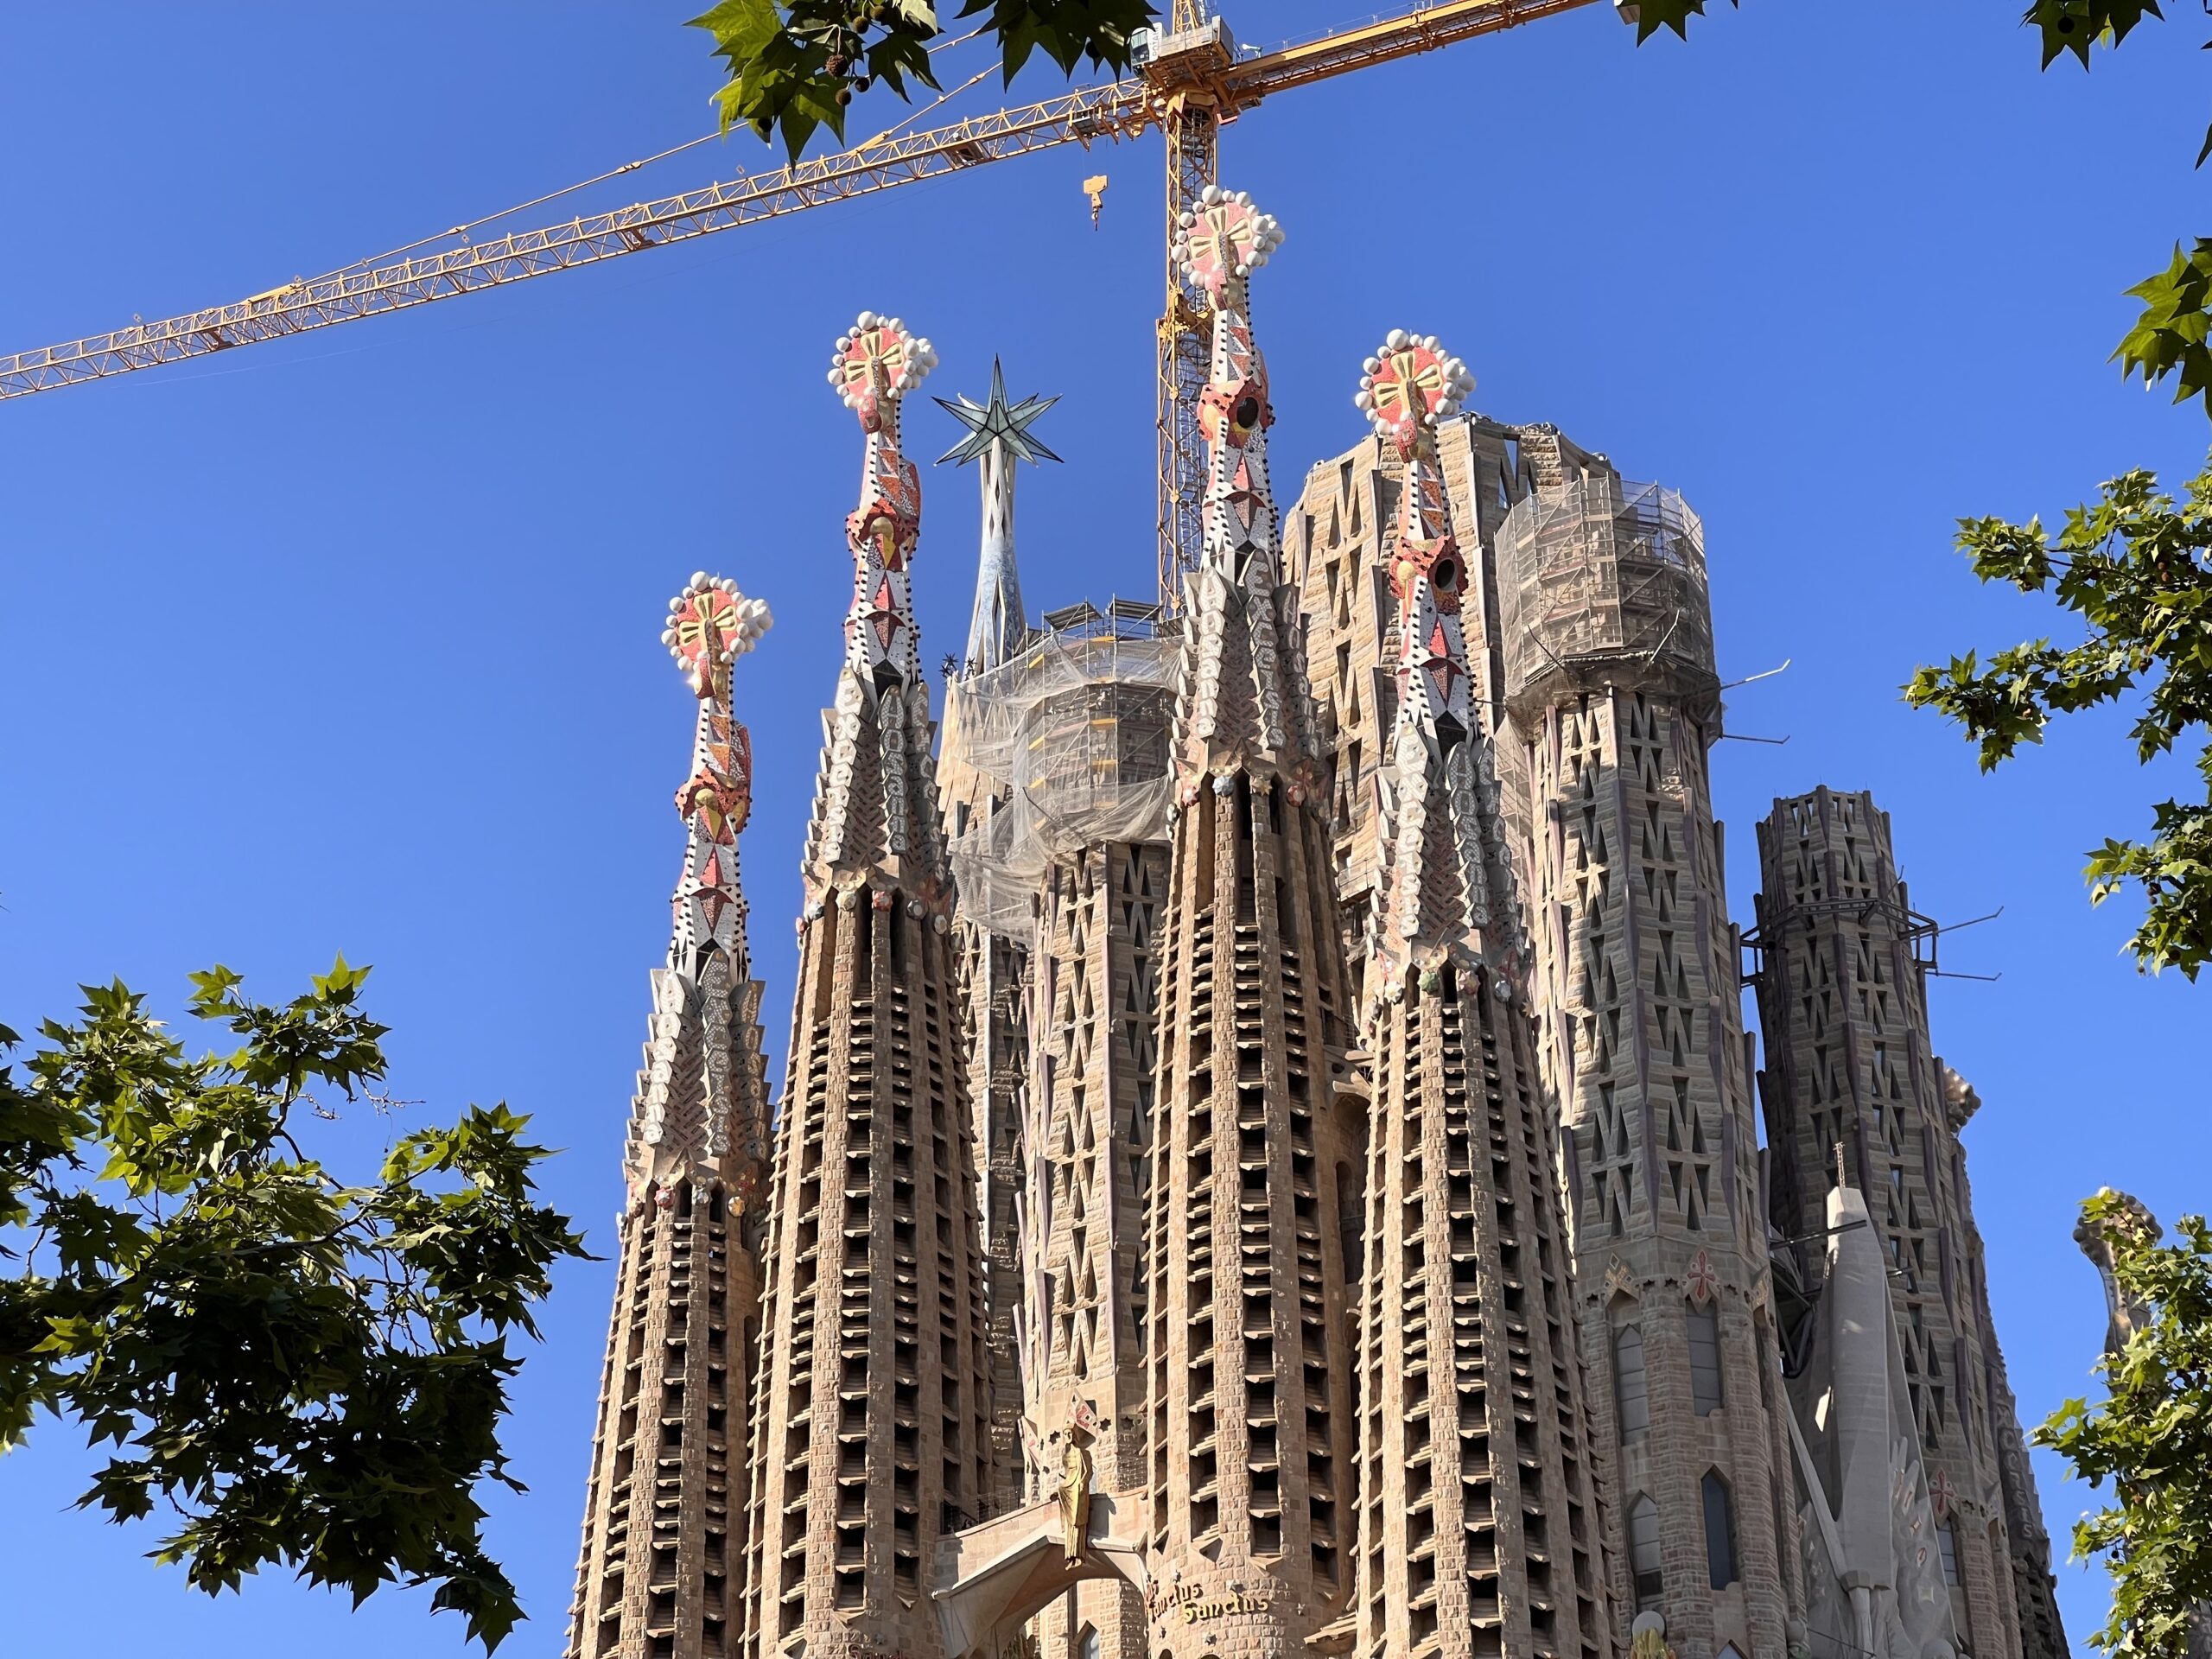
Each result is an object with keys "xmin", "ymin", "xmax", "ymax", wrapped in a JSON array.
[
  {"xmin": 1164, "ymin": 187, "xmax": 1324, "ymax": 787},
  {"xmin": 565, "ymin": 572, "xmax": 772, "ymax": 1659},
  {"xmin": 1345, "ymin": 337, "xmax": 1622, "ymax": 1659},
  {"xmin": 806, "ymin": 309, "xmax": 951, "ymax": 898},
  {"xmin": 634, "ymin": 570, "xmax": 775, "ymax": 1202},
  {"xmin": 1143, "ymin": 187, "xmax": 1363, "ymax": 1657},
  {"xmin": 936, "ymin": 357, "xmax": 1058, "ymax": 675},
  {"xmin": 1352, "ymin": 332, "xmax": 1519, "ymax": 977},
  {"xmin": 740, "ymin": 312, "xmax": 993, "ymax": 1659}
]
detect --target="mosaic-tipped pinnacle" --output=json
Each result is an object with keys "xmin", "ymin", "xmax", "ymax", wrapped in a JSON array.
[
  {"xmin": 1358, "ymin": 330, "xmax": 1478, "ymax": 441},
  {"xmin": 664, "ymin": 575, "xmax": 772, "ymax": 683}
]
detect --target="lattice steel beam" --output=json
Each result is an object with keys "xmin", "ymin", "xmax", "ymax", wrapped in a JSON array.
[
  {"xmin": 0, "ymin": 85, "xmax": 1148, "ymax": 400},
  {"xmin": 0, "ymin": 0, "xmax": 1607, "ymax": 406}
]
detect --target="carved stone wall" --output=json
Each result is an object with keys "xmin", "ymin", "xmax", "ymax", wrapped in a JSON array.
[
  {"xmin": 1020, "ymin": 842, "xmax": 1168, "ymax": 1659},
  {"xmin": 957, "ymin": 915, "xmax": 1031, "ymax": 1517}
]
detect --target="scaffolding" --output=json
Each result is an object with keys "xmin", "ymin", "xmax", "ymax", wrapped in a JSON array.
[
  {"xmin": 1494, "ymin": 476, "xmax": 1717, "ymax": 702},
  {"xmin": 939, "ymin": 600, "xmax": 1179, "ymax": 938}
]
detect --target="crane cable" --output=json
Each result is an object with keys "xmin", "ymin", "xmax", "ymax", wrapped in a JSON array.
[
  {"xmin": 311, "ymin": 22, "xmax": 997, "ymax": 285},
  {"xmin": 855, "ymin": 56, "xmax": 1003, "ymax": 149}
]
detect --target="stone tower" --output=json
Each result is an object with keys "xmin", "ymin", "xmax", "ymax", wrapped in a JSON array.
[
  {"xmin": 1751, "ymin": 787, "xmax": 2067, "ymax": 1659},
  {"xmin": 934, "ymin": 361, "xmax": 1059, "ymax": 1516},
  {"xmin": 1346, "ymin": 334, "xmax": 1618, "ymax": 1659},
  {"xmin": 566, "ymin": 575, "xmax": 775, "ymax": 1659},
  {"xmin": 1492, "ymin": 475, "xmax": 1797, "ymax": 1654},
  {"xmin": 1140, "ymin": 188, "xmax": 1363, "ymax": 1655},
  {"xmin": 738, "ymin": 314, "xmax": 995, "ymax": 1659}
]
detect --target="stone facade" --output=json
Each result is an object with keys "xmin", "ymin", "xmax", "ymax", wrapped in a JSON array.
[
  {"xmin": 1020, "ymin": 841, "xmax": 1167, "ymax": 1659},
  {"xmin": 1752, "ymin": 788, "xmax": 2064, "ymax": 1659},
  {"xmin": 568, "ymin": 260, "xmax": 2076, "ymax": 1659},
  {"xmin": 959, "ymin": 918, "xmax": 1032, "ymax": 1519}
]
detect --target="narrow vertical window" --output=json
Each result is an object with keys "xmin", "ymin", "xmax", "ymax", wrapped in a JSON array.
[
  {"xmin": 1938, "ymin": 1522, "xmax": 1961, "ymax": 1587},
  {"xmin": 1629, "ymin": 1494, "xmax": 1663, "ymax": 1611},
  {"xmin": 1702, "ymin": 1471, "xmax": 1738, "ymax": 1589},
  {"xmin": 1077, "ymin": 1626, "xmax": 1101, "ymax": 1659},
  {"xmin": 1613, "ymin": 1322, "xmax": 1650, "ymax": 1440},
  {"xmin": 1688, "ymin": 1305, "xmax": 1724, "ymax": 1415}
]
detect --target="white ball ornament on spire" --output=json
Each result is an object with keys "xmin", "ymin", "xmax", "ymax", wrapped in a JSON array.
[
  {"xmin": 664, "ymin": 572, "xmax": 772, "ymax": 696},
  {"xmin": 1357, "ymin": 329, "xmax": 1478, "ymax": 455},
  {"xmin": 1172, "ymin": 186, "xmax": 1287, "ymax": 298},
  {"xmin": 829, "ymin": 310, "xmax": 936, "ymax": 423}
]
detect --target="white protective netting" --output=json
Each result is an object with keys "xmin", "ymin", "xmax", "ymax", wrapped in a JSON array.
[
  {"xmin": 1495, "ymin": 476, "xmax": 1717, "ymax": 699},
  {"xmin": 938, "ymin": 604, "xmax": 1179, "ymax": 938}
]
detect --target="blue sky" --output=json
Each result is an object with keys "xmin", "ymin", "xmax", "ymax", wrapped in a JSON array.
[{"xmin": 1, "ymin": 2, "xmax": 2204, "ymax": 1650}]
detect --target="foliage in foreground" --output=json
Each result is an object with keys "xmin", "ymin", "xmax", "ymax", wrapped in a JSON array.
[
  {"xmin": 0, "ymin": 961, "xmax": 588, "ymax": 1649},
  {"xmin": 690, "ymin": 0, "xmax": 1156, "ymax": 159},
  {"xmin": 2037, "ymin": 1191, "xmax": 2212, "ymax": 1659},
  {"xmin": 1905, "ymin": 460, "xmax": 2212, "ymax": 979}
]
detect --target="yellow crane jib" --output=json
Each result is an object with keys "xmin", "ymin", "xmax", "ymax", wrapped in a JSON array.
[{"xmin": 0, "ymin": 0, "xmax": 1620, "ymax": 603}]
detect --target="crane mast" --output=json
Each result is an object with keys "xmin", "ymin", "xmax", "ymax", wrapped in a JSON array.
[
  {"xmin": 1143, "ymin": 1, "xmax": 1229, "ymax": 613},
  {"xmin": 0, "ymin": 0, "xmax": 1610, "ymax": 605}
]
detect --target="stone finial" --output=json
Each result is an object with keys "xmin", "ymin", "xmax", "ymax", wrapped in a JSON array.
[
  {"xmin": 663, "ymin": 571, "xmax": 771, "ymax": 698},
  {"xmin": 827, "ymin": 309, "xmax": 937, "ymax": 433},
  {"xmin": 1171, "ymin": 185, "xmax": 1283, "ymax": 302},
  {"xmin": 1939, "ymin": 1063, "xmax": 1981, "ymax": 1130},
  {"xmin": 1354, "ymin": 330, "xmax": 1474, "ymax": 459},
  {"xmin": 2075, "ymin": 1186, "xmax": 2161, "ymax": 1354}
]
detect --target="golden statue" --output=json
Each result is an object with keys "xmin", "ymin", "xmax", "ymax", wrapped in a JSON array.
[{"xmin": 1058, "ymin": 1436, "xmax": 1092, "ymax": 1565}]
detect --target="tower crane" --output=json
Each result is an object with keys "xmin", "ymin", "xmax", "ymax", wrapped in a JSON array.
[{"xmin": 0, "ymin": 0, "xmax": 1611, "ymax": 602}]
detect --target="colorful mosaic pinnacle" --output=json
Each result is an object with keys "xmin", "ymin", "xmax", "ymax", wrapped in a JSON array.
[
  {"xmin": 665, "ymin": 574, "xmax": 771, "ymax": 972},
  {"xmin": 1174, "ymin": 187, "xmax": 1286, "ymax": 584},
  {"xmin": 1168, "ymin": 186, "xmax": 1324, "ymax": 796},
  {"xmin": 808, "ymin": 310, "xmax": 953, "ymax": 886},
  {"xmin": 830, "ymin": 310, "xmax": 937, "ymax": 692},
  {"xmin": 664, "ymin": 569, "xmax": 772, "ymax": 698},
  {"xmin": 563, "ymin": 573, "xmax": 774, "ymax": 1659},
  {"xmin": 1355, "ymin": 331, "xmax": 1511, "ymax": 971}
]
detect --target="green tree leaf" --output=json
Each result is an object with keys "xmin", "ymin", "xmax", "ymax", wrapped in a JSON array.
[
  {"xmin": 2024, "ymin": 0, "xmax": 2165, "ymax": 70},
  {"xmin": 2037, "ymin": 1194, "xmax": 2212, "ymax": 1659},
  {"xmin": 1908, "ymin": 459, "xmax": 2212, "ymax": 979},
  {"xmin": 1620, "ymin": 0, "xmax": 1743, "ymax": 46},
  {"xmin": 690, "ymin": 0, "xmax": 1148, "ymax": 159},
  {"xmin": 0, "ymin": 969, "xmax": 588, "ymax": 1650}
]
